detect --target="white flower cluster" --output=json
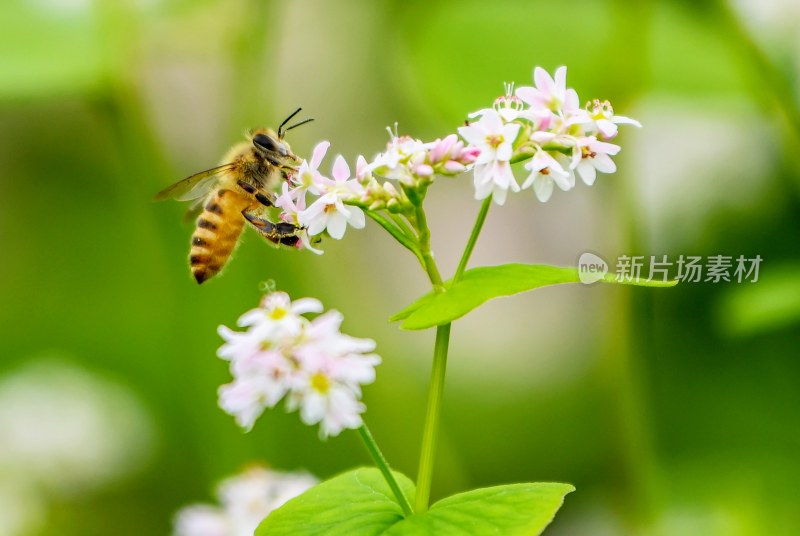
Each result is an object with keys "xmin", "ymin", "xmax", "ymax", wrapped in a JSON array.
[
  {"xmin": 276, "ymin": 132, "xmax": 479, "ymax": 247},
  {"xmin": 217, "ymin": 291, "xmax": 380, "ymax": 438},
  {"xmin": 274, "ymin": 65, "xmax": 640, "ymax": 247},
  {"xmin": 273, "ymin": 141, "xmax": 366, "ymax": 248},
  {"xmin": 173, "ymin": 465, "xmax": 317, "ymax": 536},
  {"xmin": 369, "ymin": 129, "xmax": 480, "ymax": 185},
  {"xmin": 460, "ymin": 66, "xmax": 641, "ymax": 204}
]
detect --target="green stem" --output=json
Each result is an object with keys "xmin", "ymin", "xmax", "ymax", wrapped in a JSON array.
[
  {"xmin": 414, "ymin": 322, "xmax": 451, "ymax": 513},
  {"xmin": 454, "ymin": 196, "xmax": 492, "ymax": 282},
  {"xmin": 388, "ymin": 211, "xmax": 418, "ymax": 242},
  {"xmin": 412, "ymin": 195, "xmax": 494, "ymax": 512},
  {"xmin": 414, "ymin": 205, "xmax": 445, "ymax": 290},
  {"xmin": 366, "ymin": 211, "xmax": 424, "ymax": 266},
  {"xmin": 358, "ymin": 424, "xmax": 414, "ymax": 517},
  {"xmin": 412, "ymin": 201, "xmax": 452, "ymax": 513},
  {"xmin": 415, "ymin": 196, "xmax": 492, "ymax": 512}
]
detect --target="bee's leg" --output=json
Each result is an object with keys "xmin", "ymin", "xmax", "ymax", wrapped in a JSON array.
[
  {"xmin": 237, "ymin": 180, "xmax": 273, "ymax": 207},
  {"xmin": 262, "ymin": 153, "xmax": 289, "ymax": 168},
  {"xmin": 242, "ymin": 210, "xmax": 276, "ymax": 235},
  {"xmin": 242, "ymin": 210, "xmax": 301, "ymax": 247},
  {"xmin": 259, "ymin": 150, "xmax": 298, "ymax": 171},
  {"xmin": 279, "ymin": 167, "xmax": 297, "ymax": 180}
]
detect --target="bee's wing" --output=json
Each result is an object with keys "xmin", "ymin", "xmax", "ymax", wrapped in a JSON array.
[
  {"xmin": 182, "ymin": 197, "xmax": 206, "ymax": 224},
  {"xmin": 153, "ymin": 164, "xmax": 234, "ymax": 202}
]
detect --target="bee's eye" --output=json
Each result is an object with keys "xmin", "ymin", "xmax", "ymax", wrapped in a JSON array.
[{"xmin": 253, "ymin": 133, "xmax": 278, "ymax": 153}]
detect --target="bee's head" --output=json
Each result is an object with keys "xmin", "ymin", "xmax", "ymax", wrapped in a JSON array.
[
  {"xmin": 251, "ymin": 109, "xmax": 314, "ymax": 163},
  {"xmin": 252, "ymin": 132, "xmax": 291, "ymax": 158}
]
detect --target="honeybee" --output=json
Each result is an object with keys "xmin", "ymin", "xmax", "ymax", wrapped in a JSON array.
[{"xmin": 155, "ymin": 108, "xmax": 313, "ymax": 284}]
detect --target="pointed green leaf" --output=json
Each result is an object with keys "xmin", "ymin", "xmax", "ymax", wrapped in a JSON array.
[
  {"xmin": 388, "ymin": 482, "xmax": 574, "ymax": 535},
  {"xmin": 259, "ymin": 472, "xmax": 573, "ymax": 535},
  {"xmin": 388, "ymin": 291, "xmax": 437, "ymax": 322},
  {"xmin": 394, "ymin": 264, "xmax": 678, "ymax": 330},
  {"xmin": 256, "ymin": 467, "xmax": 415, "ymax": 536}
]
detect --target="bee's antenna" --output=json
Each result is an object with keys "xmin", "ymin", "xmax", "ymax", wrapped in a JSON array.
[
  {"xmin": 284, "ymin": 118, "xmax": 314, "ymax": 133},
  {"xmin": 278, "ymin": 108, "xmax": 303, "ymax": 138}
]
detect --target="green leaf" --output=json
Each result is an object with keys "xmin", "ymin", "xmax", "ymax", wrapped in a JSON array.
[
  {"xmin": 394, "ymin": 264, "xmax": 678, "ymax": 330},
  {"xmin": 388, "ymin": 292, "xmax": 436, "ymax": 322},
  {"xmin": 256, "ymin": 467, "xmax": 415, "ymax": 536},
  {"xmin": 258, "ymin": 468, "xmax": 573, "ymax": 535},
  {"xmin": 387, "ymin": 482, "xmax": 574, "ymax": 536}
]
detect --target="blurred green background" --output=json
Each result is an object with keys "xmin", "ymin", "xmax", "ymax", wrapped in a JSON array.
[{"xmin": 2, "ymin": 0, "xmax": 799, "ymax": 534}]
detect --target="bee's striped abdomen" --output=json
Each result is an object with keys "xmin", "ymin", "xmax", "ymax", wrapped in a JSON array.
[{"xmin": 189, "ymin": 189, "xmax": 252, "ymax": 284}]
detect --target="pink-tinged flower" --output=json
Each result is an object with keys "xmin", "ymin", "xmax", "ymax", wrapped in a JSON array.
[
  {"xmin": 457, "ymin": 145, "xmax": 481, "ymax": 164},
  {"xmin": 409, "ymin": 151, "xmax": 434, "ymax": 177},
  {"xmin": 355, "ymin": 155, "xmax": 373, "ymax": 182},
  {"xmin": 172, "ymin": 466, "xmax": 317, "ymax": 536},
  {"xmin": 370, "ymin": 130, "xmax": 432, "ymax": 184},
  {"xmin": 287, "ymin": 334, "xmax": 380, "ymax": 438},
  {"xmin": 237, "ymin": 292, "xmax": 322, "ymax": 330},
  {"xmin": 217, "ymin": 325, "xmax": 263, "ymax": 363},
  {"xmin": 299, "ymin": 155, "xmax": 366, "ymax": 240},
  {"xmin": 287, "ymin": 312, "xmax": 380, "ymax": 438},
  {"xmin": 274, "ymin": 182, "xmax": 304, "ymax": 222},
  {"xmin": 272, "ymin": 183, "xmax": 323, "ymax": 255},
  {"xmin": 428, "ymin": 135, "xmax": 456, "ymax": 164},
  {"xmin": 516, "ymin": 66, "xmax": 568, "ymax": 112},
  {"xmin": 292, "ymin": 140, "xmax": 330, "ymax": 195},
  {"xmin": 458, "ymin": 110, "xmax": 521, "ymax": 204},
  {"xmin": 216, "ymin": 291, "xmax": 380, "ymax": 438},
  {"xmin": 424, "ymin": 135, "xmax": 479, "ymax": 176},
  {"xmin": 585, "ymin": 99, "xmax": 641, "ymax": 139},
  {"xmin": 522, "ymin": 151, "xmax": 574, "ymax": 203},
  {"xmin": 218, "ymin": 375, "xmax": 285, "ymax": 431},
  {"xmin": 287, "ymin": 366, "xmax": 367, "ymax": 440},
  {"xmin": 574, "ymin": 137, "xmax": 620, "ymax": 186},
  {"xmin": 442, "ymin": 160, "xmax": 466, "ymax": 174},
  {"xmin": 472, "ymin": 160, "xmax": 519, "ymax": 205},
  {"xmin": 459, "ymin": 110, "xmax": 520, "ymax": 164},
  {"xmin": 294, "ymin": 228, "xmax": 324, "ymax": 255},
  {"xmin": 300, "ymin": 310, "xmax": 377, "ymax": 368}
]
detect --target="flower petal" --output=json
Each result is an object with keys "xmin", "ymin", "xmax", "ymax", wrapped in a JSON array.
[
  {"xmin": 564, "ymin": 88, "xmax": 580, "ymax": 111},
  {"xmin": 326, "ymin": 211, "xmax": 347, "ymax": 240},
  {"xmin": 292, "ymin": 298, "xmax": 324, "ymax": 315},
  {"xmin": 496, "ymin": 143, "xmax": 512, "ymax": 162},
  {"xmin": 591, "ymin": 139, "xmax": 621, "ymax": 156},
  {"xmin": 514, "ymin": 86, "xmax": 538, "ymax": 106},
  {"xmin": 612, "ymin": 115, "xmax": 642, "ymax": 127},
  {"xmin": 503, "ymin": 122, "xmax": 521, "ymax": 143},
  {"xmin": 596, "ymin": 119, "xmax": 618, "ymax": 139},
  {"xmin": 534, "ymin": 175, "xmax": 554, "ymax": 202},
  {"xmin": 554, "ymin": 66, "xmax": 567, "ymax": 100},
  {"xmin": 550, "ymin": 168, "xmax": 573, "ymax": 191},
  {"xmin": 310, "ymin": 141, "xmax": 330, "ymax": 169},
  {"xmin": 457, "ymin": 125, "xmax": 485, "ymax": 147},
  {"xmin": 298, "ymin": 231, "xmax": 324, "ymax": 255},
  {"xmin": 534, "ymin": 66, "xmax": 555, "ymax": 95},
  {"xmin": 348, "ymin": 206, "xmax": 366, "ymax": 229},
  {"xmin": 577, "ymin": 161, "xmax": 597, "ymax": 185},
  {"xmin": 593, "ymin": 153, "xmax": 617, "ymax": 174},
  {"xmin": 492, "ymin": 183, "xmax": 509, "ymax": 205},
  {"xmin": 331, "ymin": 155, "xmax": 350, "ymax": 182}
]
